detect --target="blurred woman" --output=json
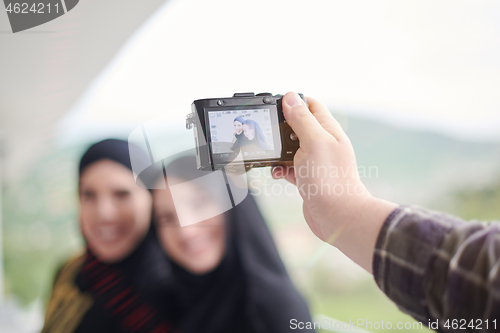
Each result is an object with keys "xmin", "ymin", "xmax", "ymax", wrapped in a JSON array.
[
  {"xmin": 151, "ymin": 155, "xmax": 314, "ymax": 333},
  {"xmin": 42, "ymin": 139, "xmax": 173, "ymax": 333},
  {"xmin": 242, "ymin": 119, "xmax": 271, "ymax": 151}
]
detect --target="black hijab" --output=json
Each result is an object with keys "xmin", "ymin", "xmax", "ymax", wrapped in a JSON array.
[
  {"xmin": 74, "ymin": 139, "xmax": 175, "ymax": 333},
  {"xmin": 242, "ymin": 119, "xmax": 270, "ymax": 151},
  {"xmin": 147, "ymin": 155, "xmax": 314, "ymax": 333}
]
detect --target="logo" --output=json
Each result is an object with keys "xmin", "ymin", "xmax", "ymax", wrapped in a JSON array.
[
  {"xmin": 128, "ymin": 114, "xmax": 249, "ymax": 227},
  {"xmin": 3, "ymin": 0, "xmax": 79, "ymax": 33}
]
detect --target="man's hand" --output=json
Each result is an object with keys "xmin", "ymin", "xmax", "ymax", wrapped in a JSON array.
[{"xmin": 272, "ymin": 92, "xmax": 397, "ymax": 272}]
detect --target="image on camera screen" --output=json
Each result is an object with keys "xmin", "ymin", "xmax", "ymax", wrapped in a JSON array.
[{"xmin": 207, "ymin": 108, "xmax": 281, "ymax": 163}]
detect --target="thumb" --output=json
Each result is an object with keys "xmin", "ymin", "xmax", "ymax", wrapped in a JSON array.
[{"xmin": 282, "ymin": 92, "xmax": 328, "ymax": 152}]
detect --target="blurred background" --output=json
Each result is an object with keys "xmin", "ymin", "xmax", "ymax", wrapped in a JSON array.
[{"xmin": 1, "ymin": 0, "xmax": 500, "ymax": 332}]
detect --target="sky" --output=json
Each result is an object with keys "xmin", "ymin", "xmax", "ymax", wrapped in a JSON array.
[{"xmin": 58, "ymin": 0, "xmax": 500, "ymax": 143}]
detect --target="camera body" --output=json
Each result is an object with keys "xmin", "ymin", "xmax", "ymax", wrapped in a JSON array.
[{"xmin": 186, "ymin": 92, "xmax": 304, "ymax": 171}]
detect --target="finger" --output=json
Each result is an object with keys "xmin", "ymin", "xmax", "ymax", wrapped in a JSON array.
[
  {"xmin": 282, "ymin": 92, "xmax": 329, "ymax": 151},
  {"xmin": 271, "ymin": 166, "xmax": 297, "ymax": 185},
  {"xmin": 305, "ymin": 97, "xmax": 348, "ymax": 141},
  {"xmin": 283, "ymin": 167, "xmax": 297, "ymax": 185},
  {"xmin": 271, "ymin": 165, "xmax": 286, "ymax": 179}
]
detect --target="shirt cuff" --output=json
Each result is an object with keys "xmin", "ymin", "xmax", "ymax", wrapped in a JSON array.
[{"xmin": 372, "ymin": 205, "xmax": 404, "ymax": 279}]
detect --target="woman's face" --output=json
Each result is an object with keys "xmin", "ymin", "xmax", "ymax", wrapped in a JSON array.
[
  {"xmin": 242, "ymin": 123, "xmax": 255, "ymax": 140},
  {"xmin": 153, "ymin": 179, "xmax": 226, "ymax": 274},
  {"xmin": 79, "ymin": 160, "xmax": 152, "ymax": 263},
  {"xmin": 233, "ymin": 121, "xmax": 243, "ymax": 135}
]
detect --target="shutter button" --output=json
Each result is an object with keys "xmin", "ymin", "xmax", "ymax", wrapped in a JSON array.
[{"xmin": 263, "ymin": 96, "xmax": 273, "ymax": 104}]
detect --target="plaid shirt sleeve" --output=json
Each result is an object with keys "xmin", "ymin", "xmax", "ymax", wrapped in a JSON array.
[{"xmin": 373, "ymin": 205, "xmax": 500, "ymax": 331}]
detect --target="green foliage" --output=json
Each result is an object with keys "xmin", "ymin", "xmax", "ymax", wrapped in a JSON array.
[
  {"xmin": 450, "ymin": 181, "xmax": 500, "ymax": 221},
  {"xmin": 2, "ymin": 146, "xmax": 84, "ymax": 305},
  {"xmin": 298, "ymin": 257, "xmax": 432, "ymax": 332}
]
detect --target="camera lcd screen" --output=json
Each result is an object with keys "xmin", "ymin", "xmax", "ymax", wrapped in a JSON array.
[{"xmin": 206, "ymin": 106, "xmax": 282, "ymax": 164}]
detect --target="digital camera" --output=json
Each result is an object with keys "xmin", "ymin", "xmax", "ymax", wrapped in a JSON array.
[{"xmin": 186, "ymin": 92, "xmax": 305, "ymax": 171}]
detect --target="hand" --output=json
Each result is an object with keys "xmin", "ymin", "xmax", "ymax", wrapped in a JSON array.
[{"xmin": 272, "ymin": 92, "xmax": 397, "ymax": 272}]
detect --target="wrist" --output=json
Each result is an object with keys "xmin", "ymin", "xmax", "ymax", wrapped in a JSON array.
[{"xmin": 331, "ymin": 194, "xmax": 397, "ymax": 273}]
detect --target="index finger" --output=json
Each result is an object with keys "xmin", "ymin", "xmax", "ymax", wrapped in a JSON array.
[{"xmin": 305, "ymin": 96, "xmax": 348, "ymax": 141}]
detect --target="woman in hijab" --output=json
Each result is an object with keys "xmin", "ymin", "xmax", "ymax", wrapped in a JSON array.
[
  {"xmin": 150, "ymin": 155, "xmax": 314, "ymax": 333},
  {"xmin": 42, "ymin": 139, "xmax": 174, "ymax": 333},
  {"xmin": 230, "ymin": 116, "xmax": 249, "ymax": 153},
  {"xmin": 241, "ymin": 119, "xmax": 271, "ymax": 152}
]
